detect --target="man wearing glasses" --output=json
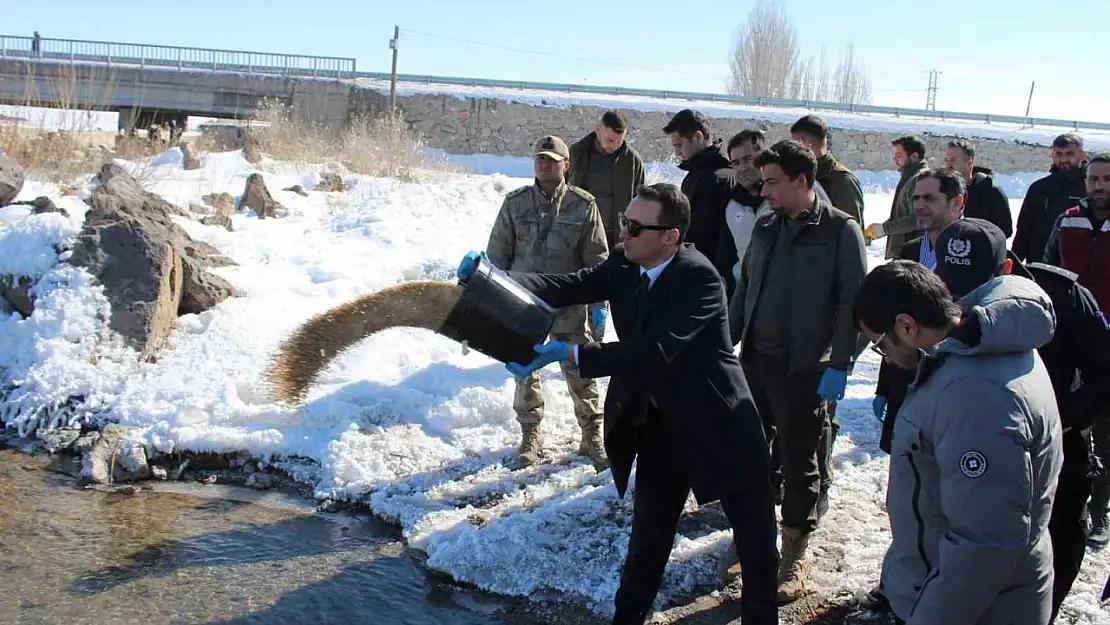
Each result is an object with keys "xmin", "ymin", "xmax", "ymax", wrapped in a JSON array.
[
  {"xmin": 484, "ymin": 135, "xmax": 610, "ymax": 469},
  {"xmin": 462, "ymin": 183, "xmax": 779, "ymax": 624},
  {"xmin": 728, "ymin": 139, "xmax": 867, "ymax": 602}
]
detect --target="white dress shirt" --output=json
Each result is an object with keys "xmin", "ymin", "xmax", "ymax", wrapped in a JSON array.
[{"xmin": 571, "ymin": 253, "xmax": 677, "ymax": 363}]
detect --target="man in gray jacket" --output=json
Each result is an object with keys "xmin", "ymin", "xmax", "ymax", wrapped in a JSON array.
[{"xmin": 854, "ymin": 245, "xmax": 1062, "ymax": 625}]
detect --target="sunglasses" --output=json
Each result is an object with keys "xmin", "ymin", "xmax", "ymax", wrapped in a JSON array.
[
  {"xmin": 870, "ymin": 332, "xmax": 888, "ymax": 358},
  {"xmin": 619, "ymin": 213, "xmax": 676, "ymax": 237}
]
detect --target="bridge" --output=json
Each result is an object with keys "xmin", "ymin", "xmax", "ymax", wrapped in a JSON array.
[
  {"xmin": 1, "ymin": 33, "xmax": 1107, "ymax": 137},
  {"xmin": 0, "ymin": 34, "xmax": 367, "ymax": 131}
]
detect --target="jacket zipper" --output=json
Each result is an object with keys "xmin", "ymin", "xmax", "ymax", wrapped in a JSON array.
[{"xmin": 906, "ymin": 452, "xmax": 931, "ymax": 573}]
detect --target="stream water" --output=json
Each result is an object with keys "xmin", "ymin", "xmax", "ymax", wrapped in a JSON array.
[{"xmin": 0, "ymin": 449, "xmax": 520, "ymax": 625}]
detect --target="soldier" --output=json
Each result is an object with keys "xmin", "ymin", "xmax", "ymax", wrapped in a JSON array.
[{"xmin": 485, "ymin": 135, "xmax": 610, "ymax": 469}]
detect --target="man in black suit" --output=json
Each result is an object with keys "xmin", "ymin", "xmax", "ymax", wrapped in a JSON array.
[{"xmin": 458, "ymin": 183, "xmax": 779, "ymax": 625}]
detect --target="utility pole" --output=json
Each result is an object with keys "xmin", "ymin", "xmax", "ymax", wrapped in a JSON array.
[
  {"xmin": 925, "ymin": 69, "xmax": 940, "ymax": 111},
  {"xmin": 389, "ymin": 25, "xmax": 400, "ymax": 116},
  {"xmin": 1024, "ymin": 80, "xmax": 1036, "ymax": 119}
]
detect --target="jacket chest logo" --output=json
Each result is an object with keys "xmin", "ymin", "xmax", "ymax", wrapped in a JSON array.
[{"xmin": 959, "ymin": 450, "xmax": 987, "ymax": 478}]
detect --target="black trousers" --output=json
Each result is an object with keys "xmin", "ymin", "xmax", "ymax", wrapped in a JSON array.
[
  {"xmin": 742, "ymin": 352, "xmax": 827, "ymax": 533},
  {"xmin": 1049, "ymin": 428, "xmax": 1092, "ymax": 622},
  {"xmin": 612, "ymin": 411, "xmax": 779, "ymax": 625}
]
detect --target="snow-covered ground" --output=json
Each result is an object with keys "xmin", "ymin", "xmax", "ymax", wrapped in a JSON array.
[
  {"xmin": 1, "ymin": 150, "xmax": 1108, "ymax": 622},
  {"xmin": 362, "ymin": 78, "xmax": 1110, "ymax": 151}
]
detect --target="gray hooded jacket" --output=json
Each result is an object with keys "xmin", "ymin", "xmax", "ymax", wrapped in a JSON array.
[{"xmin": 883, "ymin": 275, "xmax": 1063, "ymax": 625}]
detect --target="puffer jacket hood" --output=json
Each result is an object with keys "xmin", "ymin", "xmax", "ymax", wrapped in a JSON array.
[{"xmin": 937, "ymin": 274, "xmax": 1056, "ymax": 357}]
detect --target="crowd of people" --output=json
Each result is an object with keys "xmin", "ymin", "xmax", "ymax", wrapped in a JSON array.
[{"xmin": 454, "ymin": 107, "xmax": 1110, "ymax": 625}]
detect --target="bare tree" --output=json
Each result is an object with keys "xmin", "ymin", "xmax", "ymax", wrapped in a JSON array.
[
  {"xmin": 727, "ymin": 2, "xmax": 872, "ymax": 105},
  {"xmin": 727, "ymin": 0, "xmax": 799, "ymax": 99}
]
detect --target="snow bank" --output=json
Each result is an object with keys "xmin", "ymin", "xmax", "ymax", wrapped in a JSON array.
[{"xmin": 0, "ymin": 149, "xmax": 1106, "ymax": 622}]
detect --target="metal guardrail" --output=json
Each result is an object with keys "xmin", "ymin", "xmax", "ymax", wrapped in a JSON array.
[
  {"xmin": 0, "ymin": 34, "xmax": 356, "ymax": 79},
  {"xmin": 355, "ymin": 71, "xmax": 1110, "ymax": 134}
]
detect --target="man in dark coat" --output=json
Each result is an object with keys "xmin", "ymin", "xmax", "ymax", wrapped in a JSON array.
[
  {"xmin": 569, "ymin": 110, "xmax": 646, "ymax": 250},
  {"xmin": 730, "ymin": 140, "xmax": 867, "ymax": 603},
  {"xmin": 459, "ymin": 183, "xmax": 779, "ymax": 625},
  {"xmin": 944, "ymin": 139, "xmax": 1012, "ymax": 237},
  {"xmin": 663, "ymin": 109, "xmax": 732, "ymax": 267},
  {"xmin": 1012, "ymin": 133, "xmax": 1088, "ymax": 262}
]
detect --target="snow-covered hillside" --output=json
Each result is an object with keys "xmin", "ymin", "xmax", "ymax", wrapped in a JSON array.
[{"xmin": 1, "ymin": 150, "xmax": 1108, "ymax": 622}]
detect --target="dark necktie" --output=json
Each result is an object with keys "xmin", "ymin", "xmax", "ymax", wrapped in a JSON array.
[{"xmin": 635, "ymin": 273, "xmax": 651, "ymax": 325}]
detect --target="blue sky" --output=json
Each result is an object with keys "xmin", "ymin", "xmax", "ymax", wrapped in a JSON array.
[{"xmin": 5, "ymin": 0, "xmax": 1107, "ymax": 121}]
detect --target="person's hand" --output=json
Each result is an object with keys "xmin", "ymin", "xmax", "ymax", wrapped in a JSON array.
[
  {"xmin": 506, "ymin": 341, "xmax": 570, "ymax": 378},
  {"xmin": 817, "ymin": 367, "xmax": 848, "ymax": 401},
  {"xmin": 589, "ymin": 304, "xmax": 607, "ymax": 333},
  {"xmin": 872, "ymin": 396, "xmax": 888, "ymax": 422},
  {"xmin": 457, "ymin": 250, "xmax": 485, "ymax": 283},
  {"xmin": 863, "ymin": 223, "xmax": 886, "ymax": 242}
]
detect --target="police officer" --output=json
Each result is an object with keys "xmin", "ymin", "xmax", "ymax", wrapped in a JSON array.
[{"xmin": 935, "ymin": 218, "xmax": 1110, "ymax": 622}]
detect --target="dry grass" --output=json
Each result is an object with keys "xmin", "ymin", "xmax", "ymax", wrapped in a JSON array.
[{"xmin": 247, "ymin": 99, "xmax": 459, "ymax": 182}]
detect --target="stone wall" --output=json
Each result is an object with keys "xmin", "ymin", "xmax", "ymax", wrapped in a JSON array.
[{"xmin": 376, "ymin": 91, "xmax": 1056, "ymax": 174}]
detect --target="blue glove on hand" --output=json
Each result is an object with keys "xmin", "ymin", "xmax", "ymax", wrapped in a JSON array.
[
  {"xmin": 457, "ymin": 250, "xmax": 485, "ymax": 283},
  {"xmin": 817, "ymin": 367, "xmax": 848, "ymax": 401},
  {"xmin": 872, "ymin": 396, "xmax": 888, "ymax": 422},
  {"xmin": 506, "ymin": 341, "xmax": 570, "ymax": 378},
  {"xmin": 589, "ymin": 304, "xmax": 607, "ymax": 333}
]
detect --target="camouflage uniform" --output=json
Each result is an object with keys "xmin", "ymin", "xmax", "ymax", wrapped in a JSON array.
[{"xmin": 485, "ymin": 180, "xmax": 609, "ymax": 429}]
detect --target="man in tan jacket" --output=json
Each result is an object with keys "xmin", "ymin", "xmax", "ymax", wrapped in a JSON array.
[{"xmin": 485, "ymin": 135, "xmax": 610, "ymax": 468}]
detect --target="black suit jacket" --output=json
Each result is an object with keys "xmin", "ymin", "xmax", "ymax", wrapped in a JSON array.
[{"xmin": 510, "ymin": 243, "xmax": 770, "ymax": 504}]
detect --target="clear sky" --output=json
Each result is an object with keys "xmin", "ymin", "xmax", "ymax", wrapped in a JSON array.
[{"xmin": 5, "ymin": 0, "xmax": 1107, "ymax": 122}]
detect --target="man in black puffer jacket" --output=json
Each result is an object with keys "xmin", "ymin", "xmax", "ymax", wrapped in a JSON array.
[
  {"xmin": 663, "ymin": 109, "xmax": 733, "ymax": 280},
  {"xmin": 1013, "ymin": 133, "xmax": 1088, "ymax": 262},
  {"xmin": 944, "ymin": 139, "xmax": 1013, "ymax": 237}
]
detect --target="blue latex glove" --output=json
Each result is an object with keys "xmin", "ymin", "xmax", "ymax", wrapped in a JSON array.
[
  {"xmin": 457, "ymin": 250, "xmax": 485, "ymax": 283},
  {"xmin": 506, "ymin": 341, "xmax": 571, "ymax": 378},
  {"xmin": 817, "ymin": 367, "xmax": 848, "ymax": 401},
  {"xmin": 872, "ymin": 396, "xmax": 888, "ymax": 422},
  {"xmin": 589, "ymin": 304, "xmax": 607, "ymax": 332}
]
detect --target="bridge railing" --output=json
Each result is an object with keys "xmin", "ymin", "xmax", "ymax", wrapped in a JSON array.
[
  {"xmin": 354, "ymin": 71, "xmax": 1110, "ymax": 134},
  {"xmin": 0, "ymin": 34, "xmax": 356, "ymax": 79}
]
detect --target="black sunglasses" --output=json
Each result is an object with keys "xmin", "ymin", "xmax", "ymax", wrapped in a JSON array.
[{"xmin": 619, "ymin": 213, "xmax": 675, "ymax": 237}]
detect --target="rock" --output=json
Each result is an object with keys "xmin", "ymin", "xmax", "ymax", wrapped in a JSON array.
[
  {"xmin": 200, "ymin": 193, "xmax": 235, "ymax": 231},
  {"xmin": 316, "ymin": 173, "xmax": 345, "ymax": 192},
  {"xmin": 181, "ymin": 143, "xmax": 201, "ymax": 170},
  {"xmin": 68, "ymin": 164, "xmax": 240, "ymax": 361},
  {"xmin": 27, "ymin": 196, "xmax": 69, "ymax": 218},
  {"xmin": 179, "ymin": 255, "xmax": 240, "ymax": 315},
  {"xmin": 79, "ymin": 424, "xmax": 151, "ymax": 484},
  {"xmin": 199, "ymin": 474, "xmax": 218, "ymax": 485},
  {"xmin": 189, "ymin": 203, "xmax": 214, "ymax": 216},
  {"xmin": 242, "ymin": 131, "xmax": 263, "ymax": 164},
  {"xmin": 0, "ymin": 149, "xmax": 25, "ymax": 207},
  {"xmin": 201, "ymin": 192, "xmax": 235, "ymax": 215},
  {"xmin": 36, "ymin": 427, "xmax": 81, "ymax": 453},
  {"xmin": 240, "ymin": 173, "xmax": 283, "ymax": 219},
  {"xmin": 283, "ymin": 185, "xmax": 308, "ymax": 197},
  {"xmin": 150, "ymin": 465, "xmax": 168, "ymax": 480},
  {"xmin": 0, "ymin": 275, "xmax": 34, "ymax": 317},
  {"xmin": 245, "ymin": 472, "xmax": 277, "ymax": 490}
]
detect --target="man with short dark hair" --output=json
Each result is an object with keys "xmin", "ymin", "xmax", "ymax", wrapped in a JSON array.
[
  {"xmin": 463, "ymin": 182, "xmax": 779, "ymax": 625},
  {"xmin": 944, "ymin": 140, "xmax": 1012, "ymax": 237},
  {"xmin": 1013, "ymin": 133, "xmax": 1089, "ymax": 263},
  {"xmin": 855, "ymin": 251, "xmax": 1061, "ymax": 625},
  {"xmin": 790, "ymin": 114, "xmax": 866, "ymax": 224},
  {"xmin": 485, "ymin": 135, "xmax": 609, "ymax": 469},
  {"xmin": 864, "ymin": 135, "xmax": 929, "ymax": 258},
  {"xmin": 1044, "ymin": 151, "xmax": 1110, "ymax": 547},
  {"xmin": 730, "ymin": 139, "xmax": 867, "ymax": 602},
  {"xmin": 872, "ymin": 168, "xmax": 966, "ymax": 453},
  {"xmin": 663, "ymin": 109, "xmax": 732, "ymax": 266},
  {"xmin": 934, "ymin": 217, "xmax": 1110, "ymax": 622},
  {"xmin": 569, "ymin": 110, "xmax": 646, "ymax": 342}
]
